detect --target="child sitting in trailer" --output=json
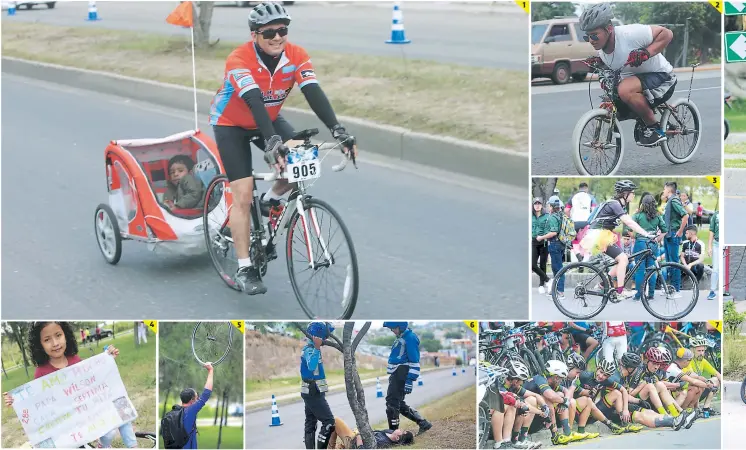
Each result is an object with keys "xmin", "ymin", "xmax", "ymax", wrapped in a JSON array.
[{"xmin": 163, "ymin": 155, "xmax": 205, "ymax": 210}]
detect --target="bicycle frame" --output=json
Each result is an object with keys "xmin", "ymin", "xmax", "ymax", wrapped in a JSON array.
[{"xmin": 585, "ymin": 241, "xmax": 661, "ymax": 295}]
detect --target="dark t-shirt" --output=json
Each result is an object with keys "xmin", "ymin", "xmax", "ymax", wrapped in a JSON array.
[
  {"xmin": 621, "ymin": 365, "xmax": 646, "ymax": 390},
  {"xmin": 374, "ymin": 430, "xmax": 397, "ymax": 448},
  {"xmin": 524, "ymin": 375, "xmax": 556, "ymax": 395},
  {"xmin": 575, "ymin": 370, "xmax": 623, "ymax": 398},
  {"xmin": 682, "ymin": 240, "xmax": 704, "ymax": 264},
  {"xmin": 34, "ymin": 354, "xmax": 83, "ymax": 378},
  {"xmin": 590, "ymin": 200, "xmax": 626, "ymax": 230}
]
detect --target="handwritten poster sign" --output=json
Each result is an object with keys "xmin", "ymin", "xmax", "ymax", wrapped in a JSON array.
[{"xmin": 9, "ymin": 353, "xmax": 138, "ymax": 448}]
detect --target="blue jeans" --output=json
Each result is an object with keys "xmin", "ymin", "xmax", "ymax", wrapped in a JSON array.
[
  {"xmin": 634, "ymin": 240, "xmax": 657, "ymax": 299},
  {"xmin": 549, "ymin": 240, "xmax": 565, "ymax": 293},
  {"xmin": 711, "ymin": 241, "xmax": 719, "ymax": 292},
  {"xmin": 664, "ymin": 235, "xmax": 681, "ymax": 291},
  {"xmin": 99, "ymin": 421, "xmax": 137, "ymax": 448}
]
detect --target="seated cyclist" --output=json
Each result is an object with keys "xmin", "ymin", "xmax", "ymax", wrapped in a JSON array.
[
  {"xmin": 209, "ymin": 2, "xmax": 357, "ymax": 295},
  {"xmin": 578, "ymin": 2, "xmax": 676, "ymax": 147},
  {"xmin": 663, "ymin": 348, "xmax": 711, "ymax": 425},
  {"xmin": 581, "ymin": 180, "xmax": 659, "ymax": 300},
  {"xmin": 503, "ymin": 361, "xmax": 553, "ymax": 447},
  {"xmin": 488, "ymin": 366, "xmax": 544, "ymax": 449},
  {"xmin": 574, "ymin": 359, "xmax": 685, "ymax": 432},
  {"xmin": 687, "ymin": 337, "xmax": 722, "ymax": 418}
]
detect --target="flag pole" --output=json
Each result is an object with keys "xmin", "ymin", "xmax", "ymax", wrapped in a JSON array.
[{"xmin": 190, "ymin": 3, "xmax": 198, "ymax": 131}]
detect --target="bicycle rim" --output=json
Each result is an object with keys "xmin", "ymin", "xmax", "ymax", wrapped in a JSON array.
[
  {"xmin": 191, "ymin": 322, "xmax": 234, "ymax": 367},
  {"xmin": 478, "ymin": 403, "xmax": 490, "ymax": 448},
  {"xmin": 741, "ymin": 379, "xmax": 746, "ymax": 404},
  {"xmin": 641, "ymin": 263, "xmax": 699, "ymax": 320},
  {"xmin": 661, "ymin": 102, "xmax": 700, "ymax": 163},
  {"xmin": 286, "ymin": 197, "xmax": 359, "ymax": 319},
  {"xmin": 552, "ymin": 262, "xmax": 609, "ymax": 319},
  {"xmin": 203, "ymin": 175, "xmax": 241, "ymax": 291}
]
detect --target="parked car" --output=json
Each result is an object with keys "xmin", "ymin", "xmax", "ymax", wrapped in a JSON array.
[
  {"xmin": 83, "ymin": 328, "xmax": 113, "ymax": 343},
  {"xmin": 531, "ymin": 15, "xmax": 622, "ymax": 84},
  {"xmin": 2, "ymin": 1, "xmax": 56, "ymax": 9}
]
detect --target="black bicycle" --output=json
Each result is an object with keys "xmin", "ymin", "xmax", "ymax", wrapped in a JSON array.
[
  {"xmin": 551, "ymin": 239, "xmax": 699, "ymax": 320},
  {"xmin": 479, "ymin": 328, "xmax": 530, "ymax": 370}
]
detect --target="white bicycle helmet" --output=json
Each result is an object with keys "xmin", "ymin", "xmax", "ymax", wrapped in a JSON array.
[
  {"xmin": 689, "ymin": 336, "xmax": 708, "ymax": 348},
  {"xmin": 507, "ymin": 360, "xmax": 530, "ymax": 381},
  {"xmin": 546, "ymin": 360, "xmax": 569, "ymax": 378},
  {"xmin": 566, "ymin": 352, "xmax": 587, "ymax": 371},
  {"xmin": 579, "ymin": 3, "xmax": 614, "ymax": 32},
  {"xmin": 248, "ymin": 2, "xmax": 291, "ymax": 31},
  {"xmin": 596, "ymin": 359, "xmax": 616, "ymax": 376}
]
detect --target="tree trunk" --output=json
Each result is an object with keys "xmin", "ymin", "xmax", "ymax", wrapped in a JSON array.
[
  {"xmin": 532, "ymin": 178, "xmax": 557, "ymax": 203},
  {"xmin": 2, "ymin": 357, "xmax": 7, "ymax": 380},
  {"xmin": 217, "ymin": 389, "xmax": 226, "ymax": 449},
  {"xmin": 162, "ymin": 389, "xmax": 171, "ymax": 419},
  {"xmin": 194, "ymin": 2, "xmax": 215, "ymax": 49},
  {"xmin": 214, "ymin": 389, "xmax": 221, "ymax": 425},
  {"xmin": 12, "ymin": 323, "xmax": 30, "ymax": 379},
  {"xmin": 343, "ymin": 323, "xmax": 376, "ymax": 448}
]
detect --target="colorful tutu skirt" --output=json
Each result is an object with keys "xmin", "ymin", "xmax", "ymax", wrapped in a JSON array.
[{"xmin": 580, "ymin": 228, "xmax": 618, "ymax": 256}]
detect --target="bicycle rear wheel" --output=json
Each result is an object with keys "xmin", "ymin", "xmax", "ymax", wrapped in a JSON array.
[
  {"xmin": 191, "ymin": 322, "xmax": 234, "ymax": 367},
  {"xmin": 660, "ymin": 100, "xmax": 701, "ymax": 164},
  {"xmin": 203, "ymin": 175, "xmax": 241, "ymax": 291},
  {"xmin": 552, "ymin": 262, "xmax": 610, "ymax": 319},
  {"xmin": 521, "ymin": 349, "xmax": 543, "ymax": 377},
  {"xmin": 640, "ymin": 262, "xmax": 699, "ymax": 320},
  {"xmin": 478, "ymin": 402, "xmax": 490, "ymax": 448},
  {"xmin": 286, "ymin": 197, "xmax": 359, "ymax": 319}
]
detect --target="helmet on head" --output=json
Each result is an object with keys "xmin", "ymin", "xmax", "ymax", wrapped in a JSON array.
[
  {"xmin": 307, "ymin": 322, "xmax": 334, "ymax": 339},
  {"xmin": 614, "ymin": 179, "xmax": 637, "ymax": 195},
  {"xmin": 579, "ymin": 3, "xmax": 614, "ymax": 32},
  {"xmin": 676, "ymin": 348, "xmax": 694, "ymax": 361},
  {"xmin": 659, "ymin": 347, "xmax": 672, "ymax": 364},
  {"xmin": 620, "ymin": 352, "xmax": 641, "ymax": 369},
  {"xmin": 689, "ymin": 336, "xmax": 708, "ymax": 348},
  {"xmin": 507, "ymin": 360, "xmax": 530, "ymax": 381},
  {"xmin": 596, "ymin": 359, "xmax": 616, "ymax": 376},
  {"xmin": 548, "ymin": 198, "xmax": 562, "ymax": 208},
  {"xmin": 566, "ymin": 352, "xmax": 587, "ymax": 371},
  {"xmin": 248, "ymin": 2, "xmax": 291, "ymax": 31},
  {"xmin": 382, "ymin": 322, "xmax": 408, "ymax": 331},
  {"xmin": 546, "ymin": 360, "xmax": 569, "ymax": 378},
  {"xmin": 645, "ymin": 346, "xmax": 666, "ymax": 363}
]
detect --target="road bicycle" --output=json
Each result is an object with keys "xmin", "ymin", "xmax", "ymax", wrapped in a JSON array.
[
  {"xmin": 479, "ymin": 328, "xmax": 530, "ymax": 370},
  {"xmin": 571, "ymin": 59, "xmax": 702, "ymax": 176},
  {"xmin": 551, "ymin": 240, "xmax": 699, "ymax": 320},
  {"xmin": 191, "ymin": 322, "xmax": 234, "ymax": 367},
  {"xmin": 520, "ymin": 324, "xmax": 563, "ymax": 376},
  {"xmin": 203, "ymin": 129, "xmax": 359, "ymax": 319}
]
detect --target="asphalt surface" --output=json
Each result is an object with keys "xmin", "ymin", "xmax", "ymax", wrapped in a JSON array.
[
  {"xmin": 0, "ymin": 74, "xmax": 527, "ymax": 320},
  {"xmin": 531, "ymin": 72, "xmax": 722, "ymax": 176},
  {"xmin": 724, "ymin": 381, "xmax": 745, "ymax": 449},
  {"xmin": 244, "ymin": 366, "xmax": 475, "ymax": 449},
  {"xmin": 530, "ymin": 288, "xmax": 719, "ymax": 321},
  {"xmin": 725, "ymin": 168, "xmax": 746, "ymax": 245},
  {"xmin": 2, "ymin": 1, "xmax": 528, "ymax": 70}
]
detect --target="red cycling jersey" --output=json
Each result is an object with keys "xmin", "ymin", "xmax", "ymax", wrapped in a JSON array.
[
  {"xmin": 209, "ymin": 42, "xmax": 318, "ymax": 129},
  {"xmin": 606, "ymin": 321, "xmax": 627, "ymax": 337}
]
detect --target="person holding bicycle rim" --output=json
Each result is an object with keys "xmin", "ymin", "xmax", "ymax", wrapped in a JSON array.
[
  {"xmin": 578, "ymin": 3, "xmax": 676, "ymax": 147},
  {"xmin": 581, "ymin": 180, "xmax": 659, "ymax": 300},
  {"xmin": 301, "ymin": 322, "xmax": 337, "ymax": 449},
  {"xmin": 209, "ymin": 2, "xmax": 358, "ymax": 295}
]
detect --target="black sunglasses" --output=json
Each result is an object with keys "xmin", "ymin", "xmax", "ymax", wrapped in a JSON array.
[
  {"xmin": 583, "ymin": 32, "xmax": 601, "ymax": 42},
  {"xmin": 257, "ymin": 27, "xmax": 289, "ymax": 39}
]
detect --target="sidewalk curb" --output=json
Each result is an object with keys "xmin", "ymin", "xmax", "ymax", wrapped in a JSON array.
[
  {"xmin": 244, "ymin": 366, "xmax": 456, "ymax": 412},
  {"xmin": 1, "ymin": 56, "xmax": 528, "ymax": 186}
]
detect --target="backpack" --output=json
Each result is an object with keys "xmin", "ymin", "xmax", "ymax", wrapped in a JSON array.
[
  {"xmin": 161, "ymin": 406, "xmax": 190, "ymax": 449},
  {"xmin": 557, "ymin": 213, "xmax": 576, "ymax": 248}
]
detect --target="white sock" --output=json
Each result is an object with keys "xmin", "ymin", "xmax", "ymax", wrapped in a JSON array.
[
  {"xmin": 265, "ymin": 187, "xmax": 283, "ymax": 201},
  {"xmin": 238, "ymin": 258, "xmax": 252, "ymax": 268}
]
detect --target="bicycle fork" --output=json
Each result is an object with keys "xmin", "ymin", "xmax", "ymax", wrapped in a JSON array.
[{"xmin": 270, "ymin": 194, "xmax": 334, "ymax": 270}]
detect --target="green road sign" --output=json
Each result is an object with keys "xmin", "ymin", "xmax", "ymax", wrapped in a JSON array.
[
  {"xmin": 726, "ymin": 32, "xmax": 746, "ymax": 62},
  {"xmin": 726, "ymin": 1, "xmax": 746, "ymax": 14}
]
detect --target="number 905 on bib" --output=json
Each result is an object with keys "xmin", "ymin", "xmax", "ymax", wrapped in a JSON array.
[{"xmin": 286, "ymin": 147, "xmax": 320, "ymax": 182}]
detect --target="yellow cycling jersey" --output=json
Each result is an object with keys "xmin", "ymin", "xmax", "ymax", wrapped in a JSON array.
[{"xmin": 682, "ymin": 358, "xmax": 718, "ymax": 379}]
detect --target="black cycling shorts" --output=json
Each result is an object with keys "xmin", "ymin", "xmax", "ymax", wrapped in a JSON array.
[
  {"xmin": 213, "ymin": 115, "xmax": 296, "ymax": 182},
  {"xmin": 605, "ymin": 243, "xmax": 623, "ymax": 259}
]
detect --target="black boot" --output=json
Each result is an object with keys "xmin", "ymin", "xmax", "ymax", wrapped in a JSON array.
[
  {"xmin": 401, "ymin": 406, "xmax": 433, "ymax": 434},
  {"xmin": 386, "ymin": 406, "xmax": 400, "ymax": 430},
  {"xmin": 304, "ymin": 432, "xmax": 316, "ymax": 449}
]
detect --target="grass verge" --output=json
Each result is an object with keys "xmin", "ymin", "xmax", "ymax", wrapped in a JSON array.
[
  {"xmin": 371, "ymin": 385, "xmax": 476, "ymax": 449},
  {"xmin": 1, "ymin": 332, "xmax": 156, "ymax": 449},
  {"xmin": 158, "ymin": 425, "xmax": 243, "ymax": 449},
  {"xmin": 726, "ymin": 158, "xmax": 746, "ymax": 169},
  {"xmin": 725, "ymin": 336, "xmax": 746, "ymax": 381},
  {"xmin": 245, "ymin": 367, "xmax": 386, "ymax": 403},
  {"xmin": 1, "ymin": 22, "xmax": 527, "ymax": 150},
  {"xmin": 725, "ymin": 108, "xmax": 746, "ymax": 134},
  {"xmin": 725, "ymin": 142, "xmax": 746, "ymax": 154}
]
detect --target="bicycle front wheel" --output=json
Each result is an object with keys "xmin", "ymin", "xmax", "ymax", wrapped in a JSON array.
[
  {"xmin": 286, "ymin": 197, "xmax": 359, "ymax": 319},
  {"xmin": 552, "ymin": 262, "xmax": 610, "ymax": 319},
  {"xmin": 640, "ymin": 262, "xmax": 699, "ymax": 320},
  {"xmin": 571, "ymin": 109, "xmax": 624, "ymax": 176},
  {"xmin": 478, "ymin": 402, "xmax": 490, "ymax": 449},
  {"xmin": 191, "ymin": 322, "xmax": 234, "ymax": 367}
]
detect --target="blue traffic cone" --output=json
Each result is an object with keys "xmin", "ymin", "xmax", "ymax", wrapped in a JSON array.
[
  {"xmin": 452, "ymin": 367, "xmax": 457, "ymax": 376},
  {"xmin": 418, "ymin": 374, "xmax": 423, "ymax": 386},
  {"xmin": 385, "ymin": 2, "xmax": 411, "ymax": 44},
  {"xmin": 462, "ymin": 366, "xmax": 466, "ymax": 373},
  {"xmin": 86, "ymin": 1, "xmax": 100, "ymax": 21},
  {"xmin": 376, "ymin": 377, "xmax": 384, "ymax": 398},
  {"xmin": 7, "ymin": 2, "xmax": 15, "ymax": 16},
  {"xmin": 269, "ymin": 395, "xmax": 283, "ymax": 427}
]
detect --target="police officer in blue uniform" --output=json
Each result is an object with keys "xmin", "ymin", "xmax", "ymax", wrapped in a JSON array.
[
  {"xmin": 301, "ymin": 322, "xmax": 336, "ymax": 449},
  {"xmin": 382, "ymin": 322, "xmax": 433, "ymax": 434}
]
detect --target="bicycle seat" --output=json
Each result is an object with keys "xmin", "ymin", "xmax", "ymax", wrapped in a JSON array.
[{"xmin": 291, "ymin": 129, "xmax": 320, "ymax": 142}]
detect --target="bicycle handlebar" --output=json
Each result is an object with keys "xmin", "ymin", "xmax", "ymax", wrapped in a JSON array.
[{"xmin": 255, "ymin": 142, "xmax": 352, "ymax": 182}]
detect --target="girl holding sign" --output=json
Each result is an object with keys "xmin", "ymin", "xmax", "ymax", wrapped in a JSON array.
[{"xmin": 3, "ymin": 321, "xmax": 138, "ymax": 448}]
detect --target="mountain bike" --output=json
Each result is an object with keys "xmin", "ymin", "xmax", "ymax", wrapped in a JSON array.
[
  {"xmin": 479, "ymin": 328, "xmax": 530, "ymax": 370},
  {"xmin": 551, "ymin": 239, "xmax": 699, "ymax": 320},
  {"xmin": 520, "ymin": 324, "xmax": 562, "ymax": 376},
  {"xmin": 191, "ymin": 321, "xmax": 233, "ymax": 367},
  {"xmin": 203, "ymin": 129, "xmax": 359, "ymax": 319},
  {"xmin": 571, "ymin": 59, "xmax": 702, "ymax": 175}
]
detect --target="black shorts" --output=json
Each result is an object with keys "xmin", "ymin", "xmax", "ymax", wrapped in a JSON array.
[
  {"xmin": 615, "ymin": 72, "xmax": 677, "ymax": 121},
  {"xmin": 605, "ymin": 243, "xmax": 623, "ymax": 259},
  {"xmin": 573, "ymin": 333, "xmax": 593, "ymax": 350},
  {"xmin": 213, "ymin": 115, "xmax": 296, "ymax": 182}
]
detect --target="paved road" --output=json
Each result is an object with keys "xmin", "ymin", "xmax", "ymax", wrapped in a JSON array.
[
  {"xmin": 244, "ymin": 366, "xmax": 475, "ymax": 448},
  {"xmin": 724, "ymin": 381, "xmax": 745, "ymax": 449},
  {"xmin": 531, "ymin": 288, "xmax": 719, "ymax": 321},
  {"xmin": 0, "ymin": 74, "xmax": 526, "ymax": 320},
  {"xmin": 531, "ymin": 72, "xmax": 722, "ymax": 176},
  {"xmin": 565, "ymin": 416, "xmax": 720, "ymax": 449},
  {"xmin": 2, "ymin": 1, "xmax": 528, "ymax": 69},
  {"xmin": 725, "ymin": 168, "xmax": 746, "ymax": 245}
]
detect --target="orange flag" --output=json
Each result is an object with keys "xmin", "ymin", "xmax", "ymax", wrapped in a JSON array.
[{"xmin": 166, "ymin": 1, "xmax": 194, "ymax": 28}]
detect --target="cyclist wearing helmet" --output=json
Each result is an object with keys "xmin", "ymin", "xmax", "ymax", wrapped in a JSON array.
[
  {"xmin": 487, "ymin": 365, "xmax": 544, "ymax": 449},
  {"xmin": 301, "ymin": 322, "xmax": 336, "ymax": 449},
  {"xmin": 382, "ymin": 323, "xmax": 432, "ymax": 434},
  {"xmin": 503, "ymin": 360, "xmax": 552, "ymax": 447},
  {"xmin": 564, "ymin": 352, "xmax": 587, "ymax": 390},
  {"xmin": 664, "ymin": 348, "xmax": 710, "ymax": 422},
  {"xmin": 209, "ymin": 2, "xmax": 358, "ymax": 295},
  {"xmin": 662, "ymin": 182, "xmax": 691, "ymax": 297},
  {"xmin": 579, "ymin": 3, "xmax": 676, "ymax": 147},
  {"xmin": 536, "ymin": 199, "xmax": 568, "ymax": 300},
  {"xmin": 687, "ymin": 337, "xmax": 722, "ymax": 418},
  {"xmin": 582, "ymin": 180, "xmax": 658, "ymax": 300}
]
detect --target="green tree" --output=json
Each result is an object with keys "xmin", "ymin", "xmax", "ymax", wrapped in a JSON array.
[
  {"xmin": 421, "ymin": 339, "xmax": 442, "ymax": 353},
  {"xmin": 445, "ymin": 331, "xmax": 463, "ymax": 340},
  {"xmin": 369, "ymin": 336, "xmax": 396, "ymax": 347},
  {"xmin": 532, "ymin": 2, "xmax": 577, "ymax": 21},
  {"xmin": 419, "ymin": 331, "xmax": 435, "ymax": 340},
  {"xmin": 724, "ymin": 300, "xmax": 746, "ymax": 336}
]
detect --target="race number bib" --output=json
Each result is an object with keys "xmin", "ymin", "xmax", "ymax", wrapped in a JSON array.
[{"xmin": 286, "ymin": 147, "xmax": 320, "ymax": 183}]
